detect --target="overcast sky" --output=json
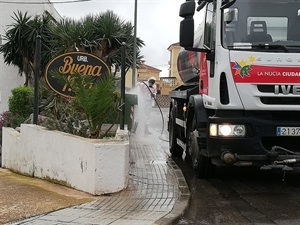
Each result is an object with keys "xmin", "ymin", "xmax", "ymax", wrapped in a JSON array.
[{"xmin": 53, "ymin": 0, "xmax": 183, "ymax": 75}]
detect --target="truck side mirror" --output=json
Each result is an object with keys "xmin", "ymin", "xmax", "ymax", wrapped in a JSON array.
[
  {"xmin": 180, "ymin": 18, "xmax": 195, "ymax": 48},
  {"xmin": 179, "ymin": 1, "xmax": 195, "ymax": 18},
  {"xmin": 179, "ymin": 1, "xmax": 196, "ymax": 48}
]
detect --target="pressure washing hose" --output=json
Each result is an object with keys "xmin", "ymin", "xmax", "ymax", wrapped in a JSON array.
[{"xmin": 142, "ymin": 81, "xmax": 168, "ymax": 141}]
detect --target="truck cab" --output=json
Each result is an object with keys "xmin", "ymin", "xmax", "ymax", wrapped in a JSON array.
[{"xmin": 169, "ymin": 0, "xmax": 300, "ymax": 177}]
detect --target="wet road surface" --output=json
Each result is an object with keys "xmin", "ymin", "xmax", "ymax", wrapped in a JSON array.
[{"xmin": 173, "ymin": 157, "xmax": 300, "ymax": 225}]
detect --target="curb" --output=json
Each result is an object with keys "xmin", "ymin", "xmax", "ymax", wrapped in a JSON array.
[{"xmin": 154, "ymin": 159, "xmax": 190, "ymax": 225}]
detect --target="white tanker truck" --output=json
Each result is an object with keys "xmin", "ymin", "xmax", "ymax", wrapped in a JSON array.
[{"xmin": 168, "ymin": 0, "xmax": 300, "ymax": 177}]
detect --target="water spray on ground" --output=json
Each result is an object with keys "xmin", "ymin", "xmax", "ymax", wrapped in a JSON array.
[{"xmin": 126, "ymin": 86, "xmax": 168, "ymax": 143}]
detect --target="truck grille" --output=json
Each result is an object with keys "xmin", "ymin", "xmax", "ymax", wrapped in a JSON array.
[
  {"xmin": 260, "ymin": 97, "xmax": 300, "ymax": 105},
  {"xmin": 258, "ymin": 85, "xmax": 300, "ymax": 105}
]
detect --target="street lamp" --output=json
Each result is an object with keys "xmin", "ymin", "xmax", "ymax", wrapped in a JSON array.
[{"xmin": 132, "ymin": 0, "xmax": 137, "ymax": 88}]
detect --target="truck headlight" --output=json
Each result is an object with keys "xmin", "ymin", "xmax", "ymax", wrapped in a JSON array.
[{"xmin": 209, "ymin": 124, "xmax": 246, "ymax": 137}]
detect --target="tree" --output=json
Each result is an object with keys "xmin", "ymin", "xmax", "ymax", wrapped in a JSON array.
[
  {"xmin": 49, "ymin": 10, "xmax": 144, "ymax": 72},
  {"xmin": 0, "ymin": 10, "xmax": 145, "ymax": 85},
  {"xmin": 0, "ymin": 11, "xmax": 54, "ymax": 86}
]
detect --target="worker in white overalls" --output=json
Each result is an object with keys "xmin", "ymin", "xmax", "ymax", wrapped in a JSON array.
[{"xmin": 132, "ymin": 76, "xmax": 157, "ymax": 135}]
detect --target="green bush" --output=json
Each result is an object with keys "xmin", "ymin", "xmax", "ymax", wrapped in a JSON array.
[
  {"xmin": 8, "ymin": 86, "xmax": 34, "ymax": 118},
  {"xmin": 62, "ymin": 73, "xmax": 121, "ymax": 139},
  {"xmin": 0, "ymin": 86, "xmax": 34, "ymax": 144}
]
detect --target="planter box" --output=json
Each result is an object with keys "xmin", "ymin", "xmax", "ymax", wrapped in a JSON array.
[{"xmin": 1, "ymin": 124, "xmax": 129, "ymax": 195}]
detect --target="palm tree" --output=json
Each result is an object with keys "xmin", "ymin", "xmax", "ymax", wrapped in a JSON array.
[
  {"xmin": 0, "ymin": 11, "xmax": 54, "ymax": 86},
  {"xmin": 49, "ymin": 10, "xmax": 144, "ymax": 72},
  {"xmin": 1, "ymin": 10, "xmax": 145, "ymax": 85}
]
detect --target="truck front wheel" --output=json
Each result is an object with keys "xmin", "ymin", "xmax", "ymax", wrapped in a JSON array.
[
  {"xmin": 188, "ymin": 116, "xmax": 214, "ymax": 178},
  {"xmin": 169, "ymin": 107, "xmax": 183, "ymax": 158}
]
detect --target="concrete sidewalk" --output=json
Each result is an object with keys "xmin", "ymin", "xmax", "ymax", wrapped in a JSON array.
[{"xmin": 2, "ymin": 108, "xmax": 190, "ymax": 225}]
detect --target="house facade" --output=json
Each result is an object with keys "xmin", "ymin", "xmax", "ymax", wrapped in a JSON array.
[
  {"xmin": 0, "ymin": 0, "xmax": 61, "ymax": 113},
  {"xmin": 125, "ymin": 64, "xmax": 161, "ymax": 92},
  {"xmin": 159, "ymin": 42, "xmax": 183, "ymax": 96}
]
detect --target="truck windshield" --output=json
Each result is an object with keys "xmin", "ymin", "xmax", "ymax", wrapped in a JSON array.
[{"xmin": 222, "ymin": 0, "xmax": 300, "ymax": 52}]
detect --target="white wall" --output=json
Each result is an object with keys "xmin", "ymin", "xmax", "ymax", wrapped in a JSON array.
[{"xmin": 2, "ymin": 124, "xmax": 130, "ymax": 195}]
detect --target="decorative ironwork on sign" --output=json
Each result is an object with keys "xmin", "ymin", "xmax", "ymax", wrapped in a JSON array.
[{"xmin": 45, "ymin": 52, "xmax": 111, "ymax": 98}]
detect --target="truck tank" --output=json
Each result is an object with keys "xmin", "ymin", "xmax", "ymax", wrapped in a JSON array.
[{"xmin": 177, "ymin": 49, "xmax": 199, "ymax": 84}]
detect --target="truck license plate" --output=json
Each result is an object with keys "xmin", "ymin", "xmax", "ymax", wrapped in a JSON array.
[{"xmin": 277, "ymin": 127, "xmax": 300, "ymax": 136}]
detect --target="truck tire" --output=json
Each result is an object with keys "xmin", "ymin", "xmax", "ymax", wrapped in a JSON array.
[
  {"xmin": 169, "ymin": 107, "xmax": 183, "ymax": 157},
  {"xmin": 188, "ymin": 115, "xmax": 214, "ymax": 178}
]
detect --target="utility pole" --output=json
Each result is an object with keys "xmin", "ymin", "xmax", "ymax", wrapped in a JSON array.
[
  {"xmin": 132, "ymin": 0, "xmax": 137, "ymax": 88},
  {"xmin": 33, "ymin": 35, "xmax": 41, "ymax": 125},
  {"xmin": 120, "ymin": 43, "xmax": 126, "ymax": 130}
]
